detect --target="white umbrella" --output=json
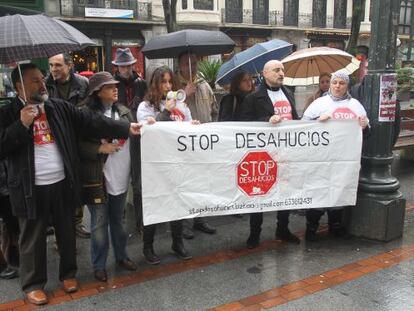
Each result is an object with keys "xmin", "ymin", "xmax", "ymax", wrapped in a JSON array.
[{"xmin": 281, "ymin": 47, "xmax": 360, "ymax": 86}]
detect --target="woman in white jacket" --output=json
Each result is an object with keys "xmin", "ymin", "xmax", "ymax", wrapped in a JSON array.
[
  {"xmin": 302, "ymin": 71, "xmax": 369, "ymax": 242},
  {"xmin": 137, "ymin": 66, "xmax": 193, "ymax": 265}
]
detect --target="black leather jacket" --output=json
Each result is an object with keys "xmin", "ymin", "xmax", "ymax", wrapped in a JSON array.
[{"xmin": 0, "ymin": 97, "xmax": 130, "ymax": 219}]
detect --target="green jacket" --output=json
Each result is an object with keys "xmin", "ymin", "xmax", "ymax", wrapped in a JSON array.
[{"xmin": 78, "ymin": 102, "xmax": 134, "ymax": 205}]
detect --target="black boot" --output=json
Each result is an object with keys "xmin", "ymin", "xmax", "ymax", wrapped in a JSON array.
[
  {"xmin": 276, "ymin": 227, "xmax": 300, "ymax": 244},
  {"xmin": 305, "ymin": 209, "xmax": 324, "ymax": 242},
  {"xmin": 305, "ymin": 227, "xmax": 318, "ymax": 242},
  {"xmin": 247, "ymin": 213, "xmax": 263, "ymax": 248},
  {"xmin": 171, "ymin": 220, "xmax": 192, "ymax": 260},
  {"xmin": 143, "ymin": 245, "xmax": 160, "ymax": 265},
  {"xmin": 246, "ymin": 232, "xmax": 260, "ymax": 249}
]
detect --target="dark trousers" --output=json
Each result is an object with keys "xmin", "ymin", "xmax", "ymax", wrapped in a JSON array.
[
  {"xmin": 0, "ymin": 195, "xmax": 19, "ymax": 267},
  {"xmin": 249, "ymin": 210, "xmax": 291, "ymax": 236},
  {"xmin": 75, "ymin": 205, "xmax": 84, "ymax": 225},
  {"xmin": 143, "ymin": 220, "xmax": 183, "ymax": 248},
  {"xmin": 131, "ymin": 135, "xmax": 143, "ymax": 227},
  {"xmin": 19, "ymin": 179, "xmax": 77, "ymax": 292},
  {"xmin": 306, "ymin": 208, "xmax": 343, "ymax": 232}
]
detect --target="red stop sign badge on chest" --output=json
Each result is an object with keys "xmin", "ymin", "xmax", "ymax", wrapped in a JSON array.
[
  {"xmin": 332, "ymin": 107, "xmax": 357, "ymax": 120},
  {"xmin": 237, "ymin": 151, "xmax": 278, "ymax": 196}
]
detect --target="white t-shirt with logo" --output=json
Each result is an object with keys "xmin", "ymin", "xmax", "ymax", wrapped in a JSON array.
[
  {"xmin": 267, "ymin": 89, "xmax": 293, "ymax": 120},
  {"xmin": 136, "ymin": 100, "xmax": 192, "ymax": 122},
  {"xmin": 302, "ymin": 95, "xmax": 367, "ymax": 121},
  {"xmin": 33, "ymin": 104, "xmax": 65, "ymax": 186},
  {"xmin": 102, "ymin": 108, "xmax": 131, "ymax": 196}
]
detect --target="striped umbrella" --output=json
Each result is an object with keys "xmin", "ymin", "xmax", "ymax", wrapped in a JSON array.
[
  {"xmin": 0, "ymin": 14, "xmax": 94, "ymax": 64},
  {"xmin": 281, "ymin": 47, "xmax": 360, "ymax": 86}
]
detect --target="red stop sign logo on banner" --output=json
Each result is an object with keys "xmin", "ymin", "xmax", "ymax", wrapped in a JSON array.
[
  {"xmin": 332, "ymin": 107, "xmax": 357, "ymax": 120},
  {"xmin": 237, "ymin": 151, "xmax": 278, "ymax": 196}
]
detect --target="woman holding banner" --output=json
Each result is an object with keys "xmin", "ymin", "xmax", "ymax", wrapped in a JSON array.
[
  {"xmin": 137, "ymin": 66, "xmax": 194, "ymax": 264},
  {"xmin": 302, "ymin": 70, "xmax": 369, "ymax": 241},
  {"xmin": 218, "ymin": 71, "xmax": 254, "ymax": 121}
]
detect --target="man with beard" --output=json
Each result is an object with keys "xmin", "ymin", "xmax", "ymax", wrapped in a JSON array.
[
  {"xmin": 0, "ymin": 63, "xmax": 142, "ymax": 306},
  {"xmin": 47, "ymin": 53, "xmax": 90, "ymax": 238},
  {"xmin": 112, "ymin": 48, "xmax": 147, "ymax": 232},
  {"xmin": 240, "ymin": 60, "xmax": 301, "ymax": 249},
  {"xmin": 112, "ymin": 48, "xmax": 147, "ymax": 118}
]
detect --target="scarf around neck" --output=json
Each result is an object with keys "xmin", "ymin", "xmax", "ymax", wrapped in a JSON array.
[{"xmin": 328, "ymin": 88, "xmax": 351, "ymax": 101}]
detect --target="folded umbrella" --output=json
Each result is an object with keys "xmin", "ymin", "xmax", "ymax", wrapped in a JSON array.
[{"xmin": 216, "ymin": 39, "xmax": 292, "ymax": 86}]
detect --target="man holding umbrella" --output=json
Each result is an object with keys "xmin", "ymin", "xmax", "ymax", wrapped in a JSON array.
[
  {"xmin": 240, "ymin": 60, "xmax": 301, "ymax": 248},
  {"xmin": 178, "ymin": 52, "xmax": 218, "ymax": 239},
  {"xmin": 0, "ymin": 63, "xmax": 142, "ymax": 305}
]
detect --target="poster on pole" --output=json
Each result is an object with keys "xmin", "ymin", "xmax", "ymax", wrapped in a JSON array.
[
  {"xmin": 141, "ymin": 121, "xmax": 362, "ymax": 225},
  {"xmin": 378, "ymin": 73, "xmax": 397, "ymax": 122}
]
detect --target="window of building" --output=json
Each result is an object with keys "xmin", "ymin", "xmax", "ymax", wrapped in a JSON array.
[
  {"xmin": 283, "ymin": 0, "xmax": 298, "ymax": 26},
  {"xmin": 253, "ymin": 0, "xmax": 269, "ymax": 24},
  {"xmin": 194, "ymin": 0, "xmax": 214, "ymax": 10},
  {"xmin": 312, "ymin": 0, "xmax": 326, "ymax": 28},
  {"xmin": 400, "ymin": 0, "xmax": 412, "ymax": 35},
  {"xmin": 182, "ymin": 0, "xmax": 187, "ymax": 9},
  {"xmin": 333, "ymin": 0, "xmax": 347, "ymax": 29},
  {"xmin": 225, "ymin": 0, "xmax": 243, "ymax": 23}
]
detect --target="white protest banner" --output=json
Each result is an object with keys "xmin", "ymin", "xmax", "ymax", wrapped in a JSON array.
[{"xmin": 141, "ymin": 120, "xmax": 362, "ymax": 225}]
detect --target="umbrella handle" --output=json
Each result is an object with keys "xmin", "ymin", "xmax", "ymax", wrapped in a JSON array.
[
  {"xmin": 188, "ymin": 54, "xmax": 192, "ymax": 83},
  {"xmin": 17, "ymin": 63, "xmax": 27, "ymax": 104}
]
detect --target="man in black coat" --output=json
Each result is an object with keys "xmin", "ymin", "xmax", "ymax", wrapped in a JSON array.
[
  {"xmin": 112, "ymin": 48, "xmax": 147, "ymax": 232},
  {"xmin": 0, "ymin": 63, "xmax": 141, "ymax": 306},
  {"xmin": 240, "ymin": 60, "xmax": 301, "ymax": 249},
  {"xmin": 46, "ymin": 52, "xmax": 90, "ymax": 238},
  {"xmin": 0, "ymin": 159, "xmax": 19, "ymax": 280}
]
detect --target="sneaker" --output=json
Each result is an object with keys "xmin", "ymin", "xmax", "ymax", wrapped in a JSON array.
[
  {"xmin": 117, "ymin": 259, "xmax": 137, "ymax": 271},
  {"xmin": 172, "ymin": 242, "xmax": 192, "ymax": 260},
  {"xmin": 143, "ymin": 248, "xmax": 161, "ymax": 265},
  {"xmin": 75, "ymin": 224, "xmax": 91, "ymax": 239},
  {"xmin": 0, "ymin": 266, "xmax": 18, "ymax": 279}
]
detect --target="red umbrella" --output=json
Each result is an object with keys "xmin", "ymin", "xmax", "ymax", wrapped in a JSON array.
[{"xmin": 79, "ymin": 70, "xmax": 94, "ymax": 79}]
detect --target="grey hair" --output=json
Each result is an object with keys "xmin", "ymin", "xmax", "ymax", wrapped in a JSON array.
[{"xmin": 62, "ymin": 53, "xmax": 73, "ymax": 65}]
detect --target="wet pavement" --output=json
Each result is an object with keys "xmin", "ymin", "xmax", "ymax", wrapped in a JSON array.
[{"xmin": 0, "ymin": 154, "xmax": 414, "ymax": 311}]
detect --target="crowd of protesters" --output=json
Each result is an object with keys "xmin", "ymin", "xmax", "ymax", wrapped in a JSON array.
[{"xmin": 0, "ymin": 46, "xmax": 384, "ymax": 306}]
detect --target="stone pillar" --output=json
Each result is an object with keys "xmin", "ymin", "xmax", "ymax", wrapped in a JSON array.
[{"xmin": 360, "ymin": 0, "xmax": 371, "ymax": 32}]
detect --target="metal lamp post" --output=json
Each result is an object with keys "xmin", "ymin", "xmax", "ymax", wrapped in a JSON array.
[{"xmin": 348, "ymin": 0, "xmax": 406, "ymax": 241}]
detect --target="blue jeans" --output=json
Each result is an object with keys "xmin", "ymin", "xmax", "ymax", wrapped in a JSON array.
[{"xmin": 88, "ymin": 192, "xmax": 129, "ymax": 271}]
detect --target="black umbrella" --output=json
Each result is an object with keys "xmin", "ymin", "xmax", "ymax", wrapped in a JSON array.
[
  {"xmin": 0, "ymin": 14, "xmax": 94, "ymax": 64},
  {"xmin": 141, "ymin": 29, "xmax": 235, "ymax": 59}
]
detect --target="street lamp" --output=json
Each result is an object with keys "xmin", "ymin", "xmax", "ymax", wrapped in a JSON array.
[{"xmin": 348, "ymin": 0, "xmax": 406, "ymax": 241}]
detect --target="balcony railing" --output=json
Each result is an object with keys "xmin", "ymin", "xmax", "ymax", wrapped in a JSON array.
[
  {"xmin": 59, "ymin": 0, "xmax": 152, "ymax": 21},
  {"xmin": 222, "ymin": 8, "xmax": 351, "ymax": 30}
]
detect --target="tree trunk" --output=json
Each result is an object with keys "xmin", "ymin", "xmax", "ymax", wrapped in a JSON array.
[
  {"xmin": 162, "ymin": 0, "xmax": 178, "ymax": 33},
  {"xmin": 346, "ymin": 0, "xmax": 365, "ymax": 55}
]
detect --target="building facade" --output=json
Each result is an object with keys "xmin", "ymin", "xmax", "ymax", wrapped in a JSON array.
[{"xmin": 11, "ymin": 0, "xmax": 407, "ymax": 74}]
